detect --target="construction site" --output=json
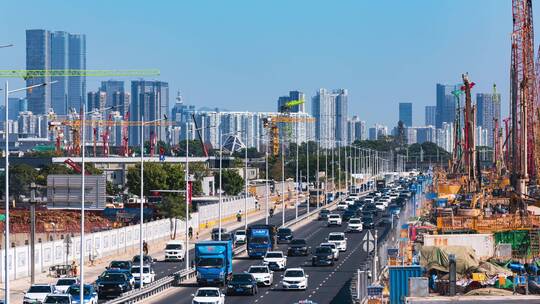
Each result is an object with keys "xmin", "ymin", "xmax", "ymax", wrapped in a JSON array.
[{"xmin": 374, "ymin": 1, "xmax": 540, "ymax": 303}]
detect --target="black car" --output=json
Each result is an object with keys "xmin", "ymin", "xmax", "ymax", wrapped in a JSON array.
[
  {"xmin": 287, "ymin": 239, "xmax": 309, "ymax": 256},
  {"xmin": 132, "ymin": 255, "xmax": 155, "ymax": 265},
  {"xmin": 226, "ymin": 273, "xmax": 258, "ymax": 296},
  {"xmin": 362, "ymin": 216, "xmax": 375, "ymax": 229},
  {"xmin": 311, "ymin": 246, "xmax": 335, "ymax": 266},
  {"xmin": 107, "ymin": 260, "xmax": 132, "ymax": 271},
  {"xmin": 318, "ymin": 209, "xmax": 330, "ymax": 221},
  {"xmin": 342, "ymin": 210, "xmax": 356, "ymax": 222},
  {"xmin": 211, "ymin": 228, "xmax": 228, "ymax": 241},
  {"xmin": 95, "ymin": 272, "xmax": 131, "ymax": 298},
  {"xmin": 277, "ymin": 228, "xmax": 293, "ymax": 244}
]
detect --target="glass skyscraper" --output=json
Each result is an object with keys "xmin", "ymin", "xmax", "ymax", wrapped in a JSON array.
[
  {"xmin": 26, "ymin": 29, "xmax": 86, "ymax": 115},
  {"xmin": 435, "ymin": 83, "xmax": 459, "ymax": 128},
  {"xmin": 398, "ymin": 102, "xmax": 413, "ymax": 126},
  {"xmin": 129, "ymin": 80, "xmax": 169, "ymax": 146}
]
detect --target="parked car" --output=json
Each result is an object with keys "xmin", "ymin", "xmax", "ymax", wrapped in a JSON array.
[
  {"xmin": 55, "ymin": 278, "xmax": 79, "ymax": 293},
  {"xmin": 43, "ymin": 294, "xmax": 72, "ymax": 303},
  {"xmin": 164, "ymin": 241, "xmax": 185, "ymax": 261},
  {"xmin": 327, "ymin": 214, "xmax": 342, "ymax": 227},
  {"xmin": 263, "ymin": 251, "xmax": 287, "ymax": 271},
  {"xmin": 311, "ymin": 246, "xmax": 335, "ymax": 266},
  {"xmin": 67, "ymin": 284, "xmax": 98, "ymax": 304},
  {"xmin": 226, "ymin": 273, "xmax": 258, "ymax": 296},
  {"xmin": 327, "ymin": 232, "xmax": 347, "ymax": 251},
  {"xmin": 247, "ymin": 265, "xmax": 274, "ymax": 286},
  {"xmin": 276, "ymin": 227, "xmax": 293, "ymax": 244},
  {"xmin": 24, "ymin": 284, "xmax": 57, "ymax": 304},
  {"xmin": 192, "ymin": 287, "xmax": 225, "ymax": 304},
  {"xmin": 281, "ymin": 268, "xmax": 308, "ymax": 290},
  {"xmin": 287, "ymin": 239, "xmax": 310, "ymax": 256},
  {"xmin": 131, "ymin": 265, "xmax": 156, "ymax": 287},
  {"xmin": 95, "ymin": 272, "xmax": 131, "ymax": 299}
]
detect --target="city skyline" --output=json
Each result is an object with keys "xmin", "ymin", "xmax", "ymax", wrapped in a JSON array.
[{"xmin": 1, "ymin": 1, "xmax": 533, "ymax": 127}]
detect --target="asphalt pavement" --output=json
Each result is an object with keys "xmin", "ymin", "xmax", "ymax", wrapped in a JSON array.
[{"xmin": 146, "ymin": 199, "xmax": 391, "ymax": 304}]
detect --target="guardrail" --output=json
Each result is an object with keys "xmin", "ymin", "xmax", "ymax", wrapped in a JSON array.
[{"xmin": 104, "ymin": 191, "xmax": 368, "ymax": 304}]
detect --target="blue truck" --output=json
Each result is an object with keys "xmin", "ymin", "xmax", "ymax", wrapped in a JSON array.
[
  {"xmin": 195, "ymin": 241, "xmax": 233, "ymax": 285},
  {"xmin": 246, "ymin": 224, "xmax": 276, "ymax": 258}
]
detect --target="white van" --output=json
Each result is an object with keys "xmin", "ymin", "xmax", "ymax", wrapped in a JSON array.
[{"xmin": 164, "ymin": 240, "xmax": 185, "ymax": 261}]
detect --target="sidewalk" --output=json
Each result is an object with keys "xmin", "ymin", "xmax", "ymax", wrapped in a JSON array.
[{"xmin": 2, "ymin": 194, "xmax": 300, "ymax": 302}]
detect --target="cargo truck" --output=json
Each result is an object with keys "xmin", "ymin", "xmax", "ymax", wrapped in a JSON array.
[
  {"xmin": 246, "ymin": 225, "xmax": 276, "ymax": 258},
  {"xmin": 195, "ymin": 241, "xmax": 233, "ymax": 285}
]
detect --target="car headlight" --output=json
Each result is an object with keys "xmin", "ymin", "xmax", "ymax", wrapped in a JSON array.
[
  {"xmin": 118, "ymin": 284, "xmax": 124, "ymax": 287},
  {"xmin": 328, "ymin": 255, "xmax": 334, "ymax": 259},
  {"xmin": 227, "ymin": 285, "xmax": 234, "ymax": 288},
  {"xmin": 245, "ymin": 284, "xmax": 253, "ymax": 288}
]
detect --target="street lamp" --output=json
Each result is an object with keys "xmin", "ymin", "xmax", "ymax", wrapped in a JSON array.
[
  {"xmin": 138, "ymin": 114, "xmax": 167, "ymax": 288},
  {"xmin": 217, "ymin": 130, "xmax": 241, "ymax": 240},
  {"xmin": 3, "ymin": 80, "xmax": 56, "ymax": 303}
]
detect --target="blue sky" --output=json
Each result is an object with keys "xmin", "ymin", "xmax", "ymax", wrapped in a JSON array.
[{"xmin": 0, "ymin": 0, "xmax": 535, "ymax": 127}]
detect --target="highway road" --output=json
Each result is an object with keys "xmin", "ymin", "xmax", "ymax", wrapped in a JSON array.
[{"xmin": 146, "ymin": 198, "xmax": 397, "ymax": 304}]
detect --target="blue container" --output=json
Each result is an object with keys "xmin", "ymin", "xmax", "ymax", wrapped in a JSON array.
[
  {"xmin": 434, "ymin": 198, "xmax": 448, "ymax": 208},
  {"xmin": 389, "ymin": 265, "xmax": 424, "ymax": 304}
]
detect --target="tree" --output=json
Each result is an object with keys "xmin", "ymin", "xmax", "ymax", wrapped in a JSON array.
[
  {"xmin": 215, "ymin": 169, "xmax": 244, "ymax": 195},
  {"xmin": 158, "ymin": 193, "xmax": 191, "ymax": 239},
  {"xmin": 0, "ymin": 164, "xmax": 38, "ymax": 201},
  {"xmin": 126, "ymin": 163, "xmax": 169, "ymax": 196},
  {"xmin": 106, "ymin": 181, "xmax": 122, "ymax": 196}
]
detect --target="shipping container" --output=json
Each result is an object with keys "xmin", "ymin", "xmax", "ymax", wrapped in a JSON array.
[
  {"xmin": 389, "ymin": 265, "xmax": 424, "ymax": 304},
  {"xmin": 494, "ymin": 230, "xmax": 534, "ymax": 258},
  {"xmin": 423, "ymin": 234, "xmax": 494, "ymax": 259}
]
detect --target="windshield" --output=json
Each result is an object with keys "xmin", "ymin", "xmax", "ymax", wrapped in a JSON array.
[
  {"xmin": 131, "ymin": 267, "xmax": 151, "ymax": 274},
  {"xmin": 315, "ymin": 247, "xmax": 332, "ymax": 254},
  {"xmin": 165, "ymin": 244, "xmax": 182, "ymax": 250},
  {"xmin": 29, "ymin": 286, "xmax": 52, "ymax": 293},
  {"xmin": 236, "ymin": 231, "xmax": 246, "ymax": 235},
  {"xmin": 250, "ymin": 237, "xmax": 269, "ymax": 244},
  {"xmin": 320, "ymin": 210, "xmax": 329, "ymax": 214},
  {"xmin": 100, "ymin": 273, "xmax": 126, "ymax": 281},
  {"xmin": 231, "ymin": 274, "xmax": 253, "ymax": 282},
  {"xmin": 285, "ymin": 270, "xmax": 304, "ymax": 277},
  {"xmin": 249, "ymin": 267, "xmax": 269, "ymax": 273},
  {"xmin": 56, "ymin": 279, "xmax": 76, "ymax": 286},
  {"xmin": 329, "ymin": 214, "xmax": 340, "ymax": 218},
  {"xmin": 133, "ymin": 256, "xmax": 151, "ymax": 263},
  {"xmin": 349, "ymin": 219, "xmax": 361, "ymax": 224},
  {"xmin": 291, "ymin": 239, "xmax": 306, "ymax": 245},
  {"xmin": 44, "ymin": 296, "xmax": 70, "ymax": 303},
  {"xmin": 68, "ymin": 286, "xmax": 91, "ymax": 296},
  {"xmin": 328, "ymin": 235, "xmax": 344, "ymax": 241},
  {"xmin": 110, "ymin": 261, "xmax": 130, "ymax": 269},
  {"xmin": 265, "ymin": 252, "xmax": 283, "ymax": 258},
  {"xmin": 198, "ymin": 258, "xmax": 223, "ymax": 267},
  {"xmin": 277, "ymin": 228, "xmax": 291, "ymax": 235},
  {"xmin": 321, "ymin": 244, "xmax": 336, "ymax": 249},
  {"xmin": 196, "ymin": 289, "xmax": 220, "ymax": 297}
]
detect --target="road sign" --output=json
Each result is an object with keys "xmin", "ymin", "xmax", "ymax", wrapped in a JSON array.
[
  {"xmin": 362, "ymin": 230, "xmax": 375, "ymax": 242},
  {"xmin": 0, "ymin": 214, "xmax": 5, "ymax": 222},
  {"xmin": 362, "ymin": 240, "xmax": 375, "ymax": 253}
]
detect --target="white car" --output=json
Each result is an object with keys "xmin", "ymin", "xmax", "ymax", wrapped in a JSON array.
[
  {"xmin": 327, "ymin": 214, "xmax": 342, "ymax": 226},
  {"xmin": 248, "ymin": 265, "xmax": 274, "ymax": 286},
  {"xmin": 375, "ymin": 201, "xmax": 386, "ymax": 211},
  {"xmin": 389, "ymin": 192, "xmax": 399, "ymax": 200},
  {"xmin": 263, "ymin": 251, "xmax": 287, "ymax": 271},
  {"xmin": 24, "ymin": 284, "xmax": 57, "ymax": 304},
  {"xmin": 327, "ymin": 232, "xmax": 347, "ymax": 251},
  {"xmin": 344, "ymin": 198, "xmax": 356, "ymax": 206},
  {"xmin": 347, "ymin": 218, "xmax": 363, "ymax": 232},
  {"xmin": 337, "ymin": 201, "xmax": 348, "ymax": 210},
  {"xmin": 55, "ymin": 277, "xmax": 79, "ymax": 293},
  {"xmin": 320, "ymin": 242, "xmax": 339, "ymax": 260},
  {"xmin": 281, "ymin": 268, "xmax": 308, "ymax": 290},
  {"xmin": 192, "ymin": 287, "xmax": 225, "ymax": 304},
  {"xmin": 131, "ymin": 265, "xmax": 156, "ymax": 285},
  {"xmin": 164, "ymin": 240, "xmax": 185, "ymax": 261},
  {"xmin": 44, "ymin": 293, "xmax": 72, "ymax": 303},
  {"xmin": 234, "ymin": 230, "xmax": 247, "ymax": 244}
]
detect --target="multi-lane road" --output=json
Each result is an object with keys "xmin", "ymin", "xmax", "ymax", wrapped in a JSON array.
[{"xmin": 143, "ymin": 195, "xmax": 399, "ymax": 304}]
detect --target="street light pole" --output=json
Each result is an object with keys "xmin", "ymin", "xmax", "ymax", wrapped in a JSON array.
[
  {"xmin": 316, "ymin": 140, "xmax": 320, "ymax": 209},
  {"xmin": 295, "ymin": 123, "xmax": 299, "ymax": 220},
  {"xmin": 306, "ymin": 134, "xmax": 309, "ymax": 214},
  {"xmin": 265, "ymin": 132, "xmax": 269, "ymax": 225},
  {"xmin": 3, "ymin": 82, "xmax": 9, "ymax": 304},
  {"xmin": 185, "ymin": 122, "xmax": 190, "ymax": 271},
  {"xmin": 218, "ymin": 130, "xmax": 223, "ymax": 241},
  {"xmin": 139, "ymin": 115, "xmax": 144, "ymax": 289},
  {"xmin": 281, "ymin": 141, "xmax": 285, "ymax": 226},
  {"xmin": 244, "ymin": 120, "xmax": 248, "ymax": 231}
]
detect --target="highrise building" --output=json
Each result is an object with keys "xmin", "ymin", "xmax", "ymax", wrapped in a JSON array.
[
  {"xmin": 368, "ymin": 124, "xmax": 388, "ymax": 140},
  {"xmin": 476, "ymin": 90, "xmax": 501, "ymax": 147},
  {"xmin": 405, "ymin": 127, "xmax": 417, "ymax": 145},
  {"xmin": 416, "ymin": 126, "xmax": 436, "ymax": 144},
  {"xmin": 277, "ymin": 91, "xmax": 305, "ymax": 113},
  {"xmin": 100, "ymin": 80, "xmax": 125, "ymax": 108},
  {"xmin": 312, "ymin": 88, "xmax": 348, "ymax": 147},
  {"xmin": 87, "ymin": 91, "xmax": 106, "ymax": 112},
  {"xmin": 335, "ymin": 89, "xmax": 348, "ymax": 143},
  {"xmin": 26, "ymin": 29, "xmax": 86, "ymax": 115},
  {"xmin": 399, "ymin": 102, "xmax": 413, "ymax": 126},
  {"xmin": 358, "ymin": 120, "xmax": 367, "ymax": 140},
  {"xmin": 425, "ymin": 106, "xmax": 436, "ymax": 126},
  {"xmin": 7, "ymin": 98, "xmax": 26, "ymax": 120},
  {"xmin": 129, "ymin": 80, "xmax": 169, "ymax": 146},
  {"xmin": 171, "ymin": 92, "xmax": 196, "ymax": 126},
  {"xmin": 436, "ymin": 84, "xmax": 459, "ymax": 128}
]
